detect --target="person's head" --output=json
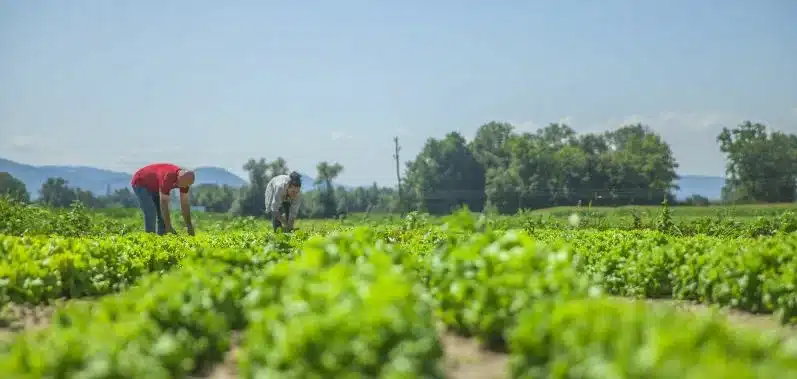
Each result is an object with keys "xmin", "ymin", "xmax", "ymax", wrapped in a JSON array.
[
  {"xmin": 287, "ymin": 171, "xmax": 302, "ymax": 198},
  {"xmin": 177, "ymin": 169, "xmax": 195, "ymax": 188}
]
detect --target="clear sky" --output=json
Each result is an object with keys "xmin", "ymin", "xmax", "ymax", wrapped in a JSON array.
[{"xmin": 1, "ymin": 1, "xmax": 796, "ymax": 186}]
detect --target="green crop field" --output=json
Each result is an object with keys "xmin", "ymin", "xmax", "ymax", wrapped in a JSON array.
[{"xmin": 2, "ymin": 198, "xmax": 797, "ymax": 378}]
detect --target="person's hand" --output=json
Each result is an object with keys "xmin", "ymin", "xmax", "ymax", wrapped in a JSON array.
[{"xmin": 186, "ymin": 224, "xmax": 195, "ymax": 236}]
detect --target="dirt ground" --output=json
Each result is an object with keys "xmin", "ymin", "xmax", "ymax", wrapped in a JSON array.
[
  {"xmin": 440, "ymin": 333, "xmax": 508, "ymax": 379},
  {"xmin": 0, "ymin": 302, "xmax": 58, "ymax": 343}
]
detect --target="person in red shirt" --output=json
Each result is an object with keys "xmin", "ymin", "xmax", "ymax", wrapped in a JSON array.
[{"xmin": 130, "ymin": 163, "xmax": 196, "ymax": 235}]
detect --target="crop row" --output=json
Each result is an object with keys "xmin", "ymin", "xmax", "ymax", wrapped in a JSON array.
[
  {"xmin": 3, "ymin": 228, "xmax": 797, "ymax": 377},
  {"xmin": 0, "ymin": 236, "xmax": 442, "ymax": 378},
  {"xmin": 5, "ymin": 217, "xmax": 797, "ymax": 325},
  {"xmin": 8, "ymin": 194, "xmax": 797, "ymax": 241},
  {"xmin": 554, "ymin": 229, "xmax": 797, "ymax": 323},
  {"xmin": 400, "ymin": 210, "xmax": 797, "ymax": 323},
  {"xmin": 419, "ymin": 222, "xmax": 797, "ymax": 377},
  {"xmin": 0, "ymin": 231, "xmax": 299, "ymax": 304}
]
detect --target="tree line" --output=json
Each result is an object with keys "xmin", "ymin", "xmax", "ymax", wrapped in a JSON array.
[
  {"xmin": 2, "ymin": 120, "xmax": 796, "ymax": 217},
  {"xmin": 398, "ymin": 120, "xmax": 797, "ymax": 214}
]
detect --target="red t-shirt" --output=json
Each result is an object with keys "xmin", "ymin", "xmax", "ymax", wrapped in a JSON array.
[{"xmin": 131, "ymin": 163, "xmax": 190, "ymax": 195}]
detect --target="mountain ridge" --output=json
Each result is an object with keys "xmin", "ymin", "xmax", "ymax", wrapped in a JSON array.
[{"xmin": 0, "ymin": 158, "xmax": 339, "ymax": 199}]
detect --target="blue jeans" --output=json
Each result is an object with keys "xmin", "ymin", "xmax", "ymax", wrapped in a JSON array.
[{"xmin": 133, "ymin": 186, "xmax": 166, "ymax": 235}]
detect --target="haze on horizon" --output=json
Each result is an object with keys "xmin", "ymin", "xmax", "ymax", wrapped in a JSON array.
[{"xmin": 1, "ymin": 0, "xmax": 796, "ymax": 187}]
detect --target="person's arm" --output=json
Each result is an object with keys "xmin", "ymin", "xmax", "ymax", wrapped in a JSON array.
[
  {"xmin": 179, "ymin": 190, "xmax": 194, "ymax": 235},
  {"xmin": 272, "ymin": 185, "xmax": 288, "ymax": 225},
  {"xmin": 287, "ymin": 196, "xmax": 300, "ymax": 230},
  {"xmin": 159, "ymin": 172, "xmax": 178, "ymax": 233},
  {"xmin": 159, "ymin": 191, "xmax": 174, "ymax": 232}
]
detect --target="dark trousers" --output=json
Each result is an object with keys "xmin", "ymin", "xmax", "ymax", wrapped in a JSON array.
[
  {"xmin": 271, "ymin": 200, "xmax": 292, "ymax": 232},
  {"xmin": 133, "ymin": 186, "xmax": 166, "ymax": 235}
]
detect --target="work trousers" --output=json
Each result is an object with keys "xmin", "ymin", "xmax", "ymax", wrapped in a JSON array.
[{"xmin": 132, "ymin": 186, "xmax": 167, "ymax": 235}]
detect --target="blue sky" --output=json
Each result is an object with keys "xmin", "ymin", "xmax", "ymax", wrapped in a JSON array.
[{"xmin": 1, "ymin": 1, "xmax": 795, "ymax": 186}]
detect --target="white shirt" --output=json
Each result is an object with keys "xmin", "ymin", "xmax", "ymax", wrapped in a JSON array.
[{"xmin": 264, "ymin": 174, "xmax": 300, "ymax": 219}]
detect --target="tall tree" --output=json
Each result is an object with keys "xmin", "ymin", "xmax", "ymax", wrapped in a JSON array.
[
  {"xmin": 404, "ymin": 132, "xmax": 486, "ymax": 214},
  {"xmin": 602, "ymin": 123, "xmax": 680, "ymax": 204},
  {"xmin": 231, "ymin": 158, "xmax": 283, "ymax": 217},
  {"xmin": 72, "ymin": 188, "xmax": 102, "ymax": 208},
  {"xmin": 191, "ymin": 184, "xmax": 237, "ymax": 213},
  {"xmin": 718, "ymin": 121, "xmax": 797, "ymax": 203},
  {"xmin": 0, "ymin": 172, "xmax": 30, "ymax": 203},
  {"xmin": 469, "ymin": 121, "xmax": 514, "ymax": 169},
  {"xmin": 268, "ymin": 157, "xmax": 289, "ymax": 179},
  {"xmin": 315, "ymin": 161, "xmax": 344, "ymax": 217},
  {"xmin": 104, "ymin": 188, "xmax": 138, "ymax": 208},
  {"xmin": 481, "ymin": 122, "xmax": 679, "ymax": 213},
  {"xmin": 39, "ymin": 177, "xmax": 76, "ymax": 208}
]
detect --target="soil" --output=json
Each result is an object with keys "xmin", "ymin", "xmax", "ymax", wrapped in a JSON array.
[
  {"xmin": 200, "ymin": 332, "xmax": 240, "ymax": 379},
  {"xmin": 0, "ymin": 302, "xmax": 57, "ymax": 342},
  {"xmin": 441, "ymin": 332, "xmax": 508, "ymax": 379}
]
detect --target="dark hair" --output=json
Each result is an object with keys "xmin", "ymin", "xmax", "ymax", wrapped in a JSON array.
[{"xmin": 288, "ymin": 171, "xmax": 302, "ymax": 187}]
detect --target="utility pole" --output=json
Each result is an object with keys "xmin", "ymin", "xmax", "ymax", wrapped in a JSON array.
[{"xmin": 393, "ymin": 136, "xmax": 402, "ymax": 206}]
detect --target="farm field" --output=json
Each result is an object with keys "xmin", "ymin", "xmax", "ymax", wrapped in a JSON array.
[{"xmin": 2, "ymin": 199, "xmax": 797, "ymax": 378}]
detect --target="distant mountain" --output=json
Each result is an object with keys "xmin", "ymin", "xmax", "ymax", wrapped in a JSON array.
[
  {"xmin": 193, "ymin": 166, "xmax": 247, "ymax": 187},
  {"xmin": 674, "ymin": 175, "xmax": 727, "ymax": 201},
  {"xmin": 0, "ymin": 158, "xmax": 248, "ymax": 199},
  {"xmin": 0, "ymin": 158, "xmax": 348, "ymax": 199}
]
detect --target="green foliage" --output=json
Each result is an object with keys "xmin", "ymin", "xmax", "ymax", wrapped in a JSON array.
[
  {"xmin": 314, "ymin": 161, "xmax": 344, "ymax": 218},
  {"xmin": 239, "ymin": 244, "xmax": 443, "ymax": 378},
  {"xmin": 719, "ymin": 121, "xmax": 797, "ymax": 203},
  {"xmin": 508, "ymin": 298, "xmax": 797, "ymax": 378},
  {"xmin": 0, "ymin": 232, "xmax": 278, "ymax": 304},
  {"xmin": 404, "ymin": 132, "xmax": 486, "ymax": 214},
  {"xmin": 0, "ymin": 261, "xmax": 258, "ymax": 377},
  {"xmin": 0, "ymin": 198, "xmax": 129, "ymax": 237},
  {"xmin": 190, "ymin": 183, "xmax": 236, "ymax": 212},
  {"xmin": 425, "ymin": 223, "xmax": 597, "ymax": 348},
  {"xmin": 0, "ymin": 172, "xmax": 29, "ymax": 203},
  {"xmin": 3, "ymin": 201, "xmax": 797, "ymax": 377},
  {"xmin": 405, "ymin": 122, "xmax": 682, "ymax": 215}
]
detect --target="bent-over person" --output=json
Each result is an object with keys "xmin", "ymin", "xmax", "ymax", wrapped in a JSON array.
[
  {"xmin": 264, "ymin": 171, "xmax": 302, "ymax": 232},
  {"xmin": 130, "ymin": 163, "xmax": 196, "ymax": 235}
]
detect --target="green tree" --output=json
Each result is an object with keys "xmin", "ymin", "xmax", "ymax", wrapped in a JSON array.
[
  {"xmin": 72, "ymin": 188, "xmax": 102, "ymax": 208},
  {"xmin": 315, "ymin": 161, "xmax": 344, "ymax": 218},
  {"xmin": 404, "ymin": 132, "xmax": 485, "ymax": 214},
  {"xmin": 602, "ymin": 123, "xmax": 680, "ymax": 204},
  {"xmin": 469, "ymin": 121, "xmax": 514, "ymax": 169},
  {"xmin": 231, "ymin": 158, "xmax": 285, "ymax": 217},
  {"xmin": 191, "ymin": 184, "xmax": 236, "ymax": 213},
  {"xmin": 39, "ymin": 177, "xmax": 76, "ymax": 208},
  {"xmin": 268, "ymin": 157, "xmax": 289, "ymax": 179},
  {"xmin": 718, "ymin": 121, "xmax": 797, "ymax": 203},
  {"xmin": 479, "ymin": 122, "xmax": 679, "ymax": 213},
  {"xmin": 103, "ymin": 188, "xmax": 138, "ymax": 208},
  {"xmin": 0, "ymin": 172, "xmax": 30, "ymax": 203}
]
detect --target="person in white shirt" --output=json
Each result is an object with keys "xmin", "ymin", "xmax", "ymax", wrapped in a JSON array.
[{"xmin": 264, "ymin": 171, "xmax": 302, "ymax": 232}]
